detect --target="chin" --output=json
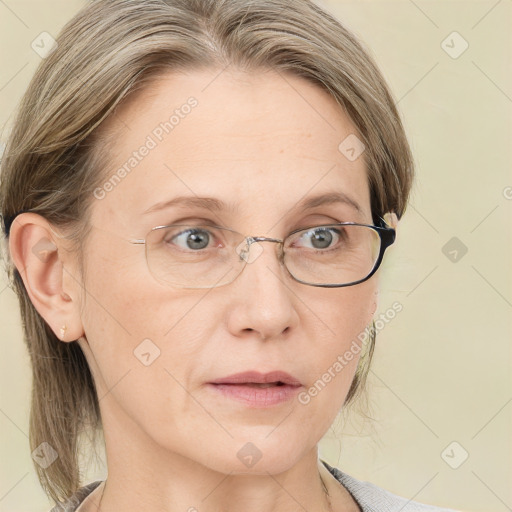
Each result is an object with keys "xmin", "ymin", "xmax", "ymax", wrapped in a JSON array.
[{"xmin": 191, "ymin": 429, "xmax": 313, "ymax": 476}]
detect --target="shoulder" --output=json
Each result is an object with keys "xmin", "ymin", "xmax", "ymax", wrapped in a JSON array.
[
  {"xmin": 322, "ymin": 460, "xmax": 461, "ymax": 512},
  {"xmin": 48, "ymin": 480, "xmax": 103, "ymax": 512}
]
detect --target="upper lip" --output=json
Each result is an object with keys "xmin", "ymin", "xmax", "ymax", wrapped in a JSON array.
[{"xmin": 210, "ymin": 371, "xmax": 302, "ymax": 386}]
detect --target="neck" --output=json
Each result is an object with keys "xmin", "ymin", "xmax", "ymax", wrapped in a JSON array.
[
  {"xmin": 93, "ymin": 417, "xmax": 335, "ymax": 512},
  {"xmin": 98, "ymin": 454, "xmax": 334, "ymax": 512}
]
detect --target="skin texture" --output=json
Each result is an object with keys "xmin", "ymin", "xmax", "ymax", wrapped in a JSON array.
[{"xmin": 9, "ymin": 67, "xmax": 384, "ymax": 512}]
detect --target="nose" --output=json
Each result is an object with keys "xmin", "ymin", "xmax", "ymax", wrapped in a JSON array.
[{"xmin": 225, "ymin": 238, "xmax": 299, "ymax": 340}]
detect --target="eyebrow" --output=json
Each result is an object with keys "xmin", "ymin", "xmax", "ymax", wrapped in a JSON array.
[
  {"xmin": 143, "ymin": 196, "xmax": 238, "ymax": 215},
  {"xmin": 298, "ymin": 191, "xmax": 363, "ymax": 215},
  {"xmin": 142, "ymin": 191, "xmax": 363, "ymax": 216}
]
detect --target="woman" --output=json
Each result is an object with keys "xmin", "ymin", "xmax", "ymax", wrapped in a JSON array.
[{"xmin": 0, "ymin": 0, "xmax": 459, "ymax": 510}]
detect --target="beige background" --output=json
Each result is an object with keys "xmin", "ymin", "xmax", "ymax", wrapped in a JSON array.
[{"xmin": 0, "ymin": 1, "xmax": 510, "ymax": 511}]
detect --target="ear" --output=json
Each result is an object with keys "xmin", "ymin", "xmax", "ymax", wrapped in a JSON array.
[
  {"xmin": 383, "ymin": 211, "xmax": 399, "ymax": 230},
  {"xmin": 8, "ymin": 213, "xmax": 85, "ymax": 342}
]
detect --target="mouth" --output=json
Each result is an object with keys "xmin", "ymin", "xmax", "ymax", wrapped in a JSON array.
[
  {"xmin": 209, "ymin": 370, "xmax": 302, "ymax": 387},
  {"xmin": 229, "ymin": 382, "xmax": 287, "ymax": 388},
  {"xmin": 207, "ymin": 371, "xmax": 303, "ymax": 407}
]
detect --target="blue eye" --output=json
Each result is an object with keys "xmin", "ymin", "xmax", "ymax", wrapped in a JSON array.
[
  {"xmin": 169, "ymin": 228, "xmax": 213, "ymax": 251},
  {"xmin": 298, "ymin": 227, "xmax": 343, "ymax": 250}
]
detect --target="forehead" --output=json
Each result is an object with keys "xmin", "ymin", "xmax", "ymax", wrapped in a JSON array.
[{"xmin": 91, "ymin": 67, "xmax": 371, "ymax": 231}]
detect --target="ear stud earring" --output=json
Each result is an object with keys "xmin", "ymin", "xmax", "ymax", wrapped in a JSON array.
[{"xmin": 59, "ymin": 325, "xmax": 68, "ymax": 339}]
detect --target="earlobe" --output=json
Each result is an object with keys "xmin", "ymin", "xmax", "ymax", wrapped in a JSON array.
[{"xmin": 8, "ymin": 213, "xmax": 84, "ymax": 342}]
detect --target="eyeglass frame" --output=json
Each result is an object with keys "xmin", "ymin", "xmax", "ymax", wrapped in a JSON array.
[{"xmin": 128, "ymin": 216, "xmax": 396, "ymax": 289}]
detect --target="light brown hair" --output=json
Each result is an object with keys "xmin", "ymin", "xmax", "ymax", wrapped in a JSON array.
[{"xmin": 0, "ymin": 0, "xmax": 414, "ymax": 505}]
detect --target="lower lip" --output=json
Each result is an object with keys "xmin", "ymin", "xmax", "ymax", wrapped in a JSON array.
[{"xmin": 207, "ymin": 383, "xmax": 302, "ymax": 407}]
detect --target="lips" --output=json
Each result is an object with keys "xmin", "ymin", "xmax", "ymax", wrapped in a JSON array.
[
  {"xmin": 208, "ymin": 370, "xmax": 303, "ymax": 407},
  {"xmin": 209, "ymin": 370, "xmax": 302, "ymax": 387}
]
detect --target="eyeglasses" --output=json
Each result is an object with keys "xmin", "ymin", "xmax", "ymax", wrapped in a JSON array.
[{"xmin": 129, "ymin": 217, "xmax": 396, "ymax": 289}]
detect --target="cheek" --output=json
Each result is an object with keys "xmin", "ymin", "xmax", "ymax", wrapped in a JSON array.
[
  {"xmin": 77, "ymin": 245, "xmax": 180, "ymax": 386},
  {"xmin": 78, "ymin": 267, "xmax": 213, "ymax": 441},
  {"xmin": 312, "ymin": 279, "xmax": 376, "ymax": 351},
  {"xmin": 77, "ymin": 239, "xmax": 221, "ymax": 389},
  {"xmin": 300, "ymin": 281, "xmax": 376, "ymax": 407}
]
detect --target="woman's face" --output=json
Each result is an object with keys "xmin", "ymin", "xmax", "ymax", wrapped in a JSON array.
[{"xmin": 71, "ymin": 68, "xmax": 378, "ymax": 474}]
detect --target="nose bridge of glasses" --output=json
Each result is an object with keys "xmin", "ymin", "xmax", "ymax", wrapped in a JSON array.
[
  {"xmin": 250, "ymin": 236, "xmax": 283, "ymax": 244},
  {"xmin": 237, "ymin": 235, "xmax": 284, "ymax": 264}
]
